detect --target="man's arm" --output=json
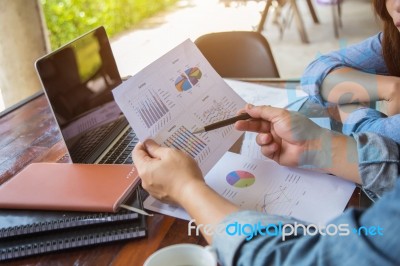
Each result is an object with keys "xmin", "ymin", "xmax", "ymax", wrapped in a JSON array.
[{"xmin": 213, "ymin": 131, "xmax": 400, "ymax": 266}]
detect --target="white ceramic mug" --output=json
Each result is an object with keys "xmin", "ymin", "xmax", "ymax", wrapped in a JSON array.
[{"xmin": 143, "ymin": 243, "xmax": 217, "ymax": 266}]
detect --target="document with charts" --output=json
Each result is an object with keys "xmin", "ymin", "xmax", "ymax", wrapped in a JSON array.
[
  {"xmin": 205, "ymin": 152, "xmax": 355, "ymax": 225},
  {"xmin": 112, "ymin": 39, "xmax": 246, "ymax": 174},
  {"xmin": 144, "ymin": 152, "xmax": 355, "ymax": 225}
]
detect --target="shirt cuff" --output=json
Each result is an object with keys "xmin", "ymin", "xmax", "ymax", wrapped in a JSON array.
[{"xmin": 352, "ymin": 132, "xmax": 399, "ymax": 199}]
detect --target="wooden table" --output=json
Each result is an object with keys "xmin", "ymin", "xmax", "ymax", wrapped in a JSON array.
[{"xmin": 0, "ymin": 80, "xmax": 360, "ymax": 265}]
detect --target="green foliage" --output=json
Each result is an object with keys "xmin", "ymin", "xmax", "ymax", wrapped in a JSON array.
[{"xmin": 41, "ymin": 0, "xmax": 178, "ymax": 49}]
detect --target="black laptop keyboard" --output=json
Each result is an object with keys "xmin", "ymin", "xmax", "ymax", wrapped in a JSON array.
[
  {"xmin": 69, "ymin": 118, "xmax": 138, "ymax": 164},
  {"xmin": 98, "ymin": 128, "xmax": 138, "ymax": 164}
]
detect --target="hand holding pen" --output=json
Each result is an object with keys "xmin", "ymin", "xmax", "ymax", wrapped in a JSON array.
[{"xmin": 192, "ymin": 96, "xmax": 308, "ymax": 134}]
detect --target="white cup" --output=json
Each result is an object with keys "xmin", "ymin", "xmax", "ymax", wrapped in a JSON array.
[{"xmin": 143, "ymin": 243, "xmax": 218, "ymax": 266}]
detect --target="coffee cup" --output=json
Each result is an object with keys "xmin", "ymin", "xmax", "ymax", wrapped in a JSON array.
[{"xmin": 143, "ymin": 243, "xmax": 217, "ymax": 266}]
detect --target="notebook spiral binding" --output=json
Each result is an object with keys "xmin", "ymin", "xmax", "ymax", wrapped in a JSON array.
[
  {"xmin": 0, "ymin": 211, "xmax": 138, "ymax": 239},
  {"xmin": 0, "ymin": 223, "xmax": 146, "ymax": 261}
]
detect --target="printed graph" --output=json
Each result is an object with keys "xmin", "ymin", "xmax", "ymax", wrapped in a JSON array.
[
  {"xmin": 175, "ymin": 67, "xmax": 202, "ymax": 92},
  {"xmin": 256, "ymin": 173, "xmax": 306, "ymax": 216},
  {"xmin": 133, "ymin": 89, "xmax": 170, "ymax": 129},
  {"xmin": 261, "ymin": 186, "xmax": 292, "ymax": 208},
  {"xmin": 220, "ymin": 161, "xmax": 258, "ymax": 200},
  {"xmin": 226, "ymin": 170, "xmax": 256, "ymax": 188},
  {"xmin": 185, "ymin": 67, "xmax": 202, "ymax": 85},
  {"xmin": 194, "ymin": 96, "xmax": 238, "ymax": 137},
  {"xmin": 197, "ymin": 96, "xmax": 237, "ymax": 123},
  {"xmin": 164, "ymin": 126, "xmax": 207, "ymax": 158},
  {"xmin": 175, "ymin": 74, "xmax": 192, "ymax": 92}
]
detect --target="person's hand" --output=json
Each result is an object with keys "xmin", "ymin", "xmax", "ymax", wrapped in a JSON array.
[
  {"xmin": 133, "ymin": 139, "xmax": 204, "ymax": 204},
  {"xmin": 235, "ymin": 104, "xmax": 332, "ymax": 168},
  {"xmin": 379, "ymin": 77, "xmax": 400, "ymax": 116}
]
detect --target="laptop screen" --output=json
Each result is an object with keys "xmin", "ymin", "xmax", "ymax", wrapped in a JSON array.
[{"xmin": 35, "ymin": 26, "xmax": 125, "ymax": 163}]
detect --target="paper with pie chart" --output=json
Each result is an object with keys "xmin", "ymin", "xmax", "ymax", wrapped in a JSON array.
[
  {"xmin": 204, "ymin": 152, "xmax": 355, "ymax": 225},
  {"xmin": 112, "ymin": 39, "xmax": 246, "ymax": 175}
]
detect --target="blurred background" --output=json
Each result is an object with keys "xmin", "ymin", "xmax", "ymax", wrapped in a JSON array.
[{"xmin": 0, "ymin": 0, "xmax": 379, "ymax": 113}]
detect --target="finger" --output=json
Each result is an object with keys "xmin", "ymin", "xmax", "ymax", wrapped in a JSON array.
[
  {"xmin": 143, "ymin": 139, "xmax": 169, "ymax": 159},
  {"xmin": 235, "ymin": 119, "xmax": 271, "ymax": 133},
  {"xmin": 245, "ymin": 104, "xmax": 288, "ymax": 123},
  {"xmin": 256, "ymin": 133, "xmax": 273, "ymax": 146},
  {"xmin": 133, "ymin": 142, "xmax": 153, "ymax": 167},
  {"xmin": 260, "ymin": 142, "xmax": 279, "ymax": 159}
]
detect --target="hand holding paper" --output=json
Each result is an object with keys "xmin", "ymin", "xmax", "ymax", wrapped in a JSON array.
[{"xmin": 133, "ymin": 140, "xmax": 204, "ymax": 204}]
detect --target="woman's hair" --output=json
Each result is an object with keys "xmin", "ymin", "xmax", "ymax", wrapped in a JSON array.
[{"xmin": 373, "ymin": 0, "xmax": 400, "ymax": 76}]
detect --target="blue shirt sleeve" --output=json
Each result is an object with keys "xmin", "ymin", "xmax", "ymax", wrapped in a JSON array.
[
  {"xmin": 342, "ymin": 110, "xmax": 400, "ymax": 201},
  {"xmin": 214, "ymin": 182, "xmax": 400, "ymax": 266},
  {"xmin": 352, "ymin": 132, "xmax": 399, "ymax": 200},
  {"xmin": 300, "ymin": 33, "xmax": 388, "ymax": 105},
  {"xmin": 344, "ymin": 108, "xmax": 400, "ymax": 144},
  {"xmin": 212, "ymin": 132, "xmax": 400, "ymax": 266}
]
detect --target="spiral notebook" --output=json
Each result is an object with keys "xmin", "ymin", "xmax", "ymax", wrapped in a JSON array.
[{"xmin": 0, "ymin": 187, "xmax": 147, "ymax": 261}]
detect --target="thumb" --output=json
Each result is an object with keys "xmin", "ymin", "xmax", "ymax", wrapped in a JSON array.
[{"xmin": 143, "ymin": 139, "xmax": 168, "ymax": 159}]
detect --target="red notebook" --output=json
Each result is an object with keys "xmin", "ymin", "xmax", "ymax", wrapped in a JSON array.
[{"xmin": 0, "ymin": 163, "xmax": 140, "ymax": 212}]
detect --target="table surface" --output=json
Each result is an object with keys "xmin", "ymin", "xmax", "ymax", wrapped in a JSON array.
[{"xmin": 0, "ymin": 80, "xmax": 360, "ymax": 265}]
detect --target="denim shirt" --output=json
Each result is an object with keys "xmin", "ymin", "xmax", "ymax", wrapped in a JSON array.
[
  {"xmin": 300, "ymin": 32, "xmax": 400, "ymax": 144},
  {"xmin": 212, "ymin": 132, "xmax": 400, "ymax": 266},
  {"xmin": 300, "ymin": 32, "xmax": 388, "ymax": 106},
  {"xmin": 344, "ymin": 108, "xmax": 400, "ymax": 145}
]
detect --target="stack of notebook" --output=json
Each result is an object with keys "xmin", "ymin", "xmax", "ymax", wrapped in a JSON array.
[{"xmin": 0, "ymin": 187, "xmax": 147, "ymax": 261}]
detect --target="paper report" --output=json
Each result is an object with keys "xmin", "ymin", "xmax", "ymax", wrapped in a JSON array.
[{"xmin": 113, "ymin": 39, "xmax": 246, "ymax": 174}]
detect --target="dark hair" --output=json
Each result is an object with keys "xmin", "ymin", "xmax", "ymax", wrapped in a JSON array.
[{"xmin": 373, "ymin": 0, "xmax": 400, "ymax": 76}]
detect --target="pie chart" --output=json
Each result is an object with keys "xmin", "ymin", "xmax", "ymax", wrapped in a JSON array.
[
  {"xmin": 185, "ymin": 67, "xmax": 202, "ymax": 85},
  {"xmin": 175, "ymin": 74, "xmax": 192, "ymax": 92},
  {"xmin": 226, "ymin": 170, "xmax": 255, "ymax": 188},
  {"xmin": 174, "ymin": 67, "xmax": 202, "ymax": 92}
]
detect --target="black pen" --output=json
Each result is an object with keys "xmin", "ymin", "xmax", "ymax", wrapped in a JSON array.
[{"xmin": 192, "ymin": 113, "xmax": 251, "ymax": 134}]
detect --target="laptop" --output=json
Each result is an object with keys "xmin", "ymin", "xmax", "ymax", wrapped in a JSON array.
[{"xmin": 35, "ymin": 26, "xmax": 138, "ymax": 164}]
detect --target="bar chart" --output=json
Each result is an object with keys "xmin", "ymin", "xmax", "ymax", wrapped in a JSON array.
[
  {"xmin": 133, "ymin": 89, "xmax": 170, "ymax": 129},
  {"xmin": 164, "ymin": 126, "xmax": 208, "ymax": 160}
]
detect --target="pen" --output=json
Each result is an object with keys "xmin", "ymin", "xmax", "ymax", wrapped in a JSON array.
[
  {"xmin": 120, "ymin": 204, "xmax": 154, "ymax": 216},
  {"xmin": 193, "ymin": 113, "xmax": 251, "ymax": 134}
]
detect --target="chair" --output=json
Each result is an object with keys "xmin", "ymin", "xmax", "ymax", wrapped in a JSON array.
[
  {"xmin": 194, "ymin": 31, "xmax": 280, "ymax": 78},
  {"xmin": 316, "ymin": 0, "xmax": 343, "ymax": 38},
  {"xmin": 257, "ymin": 0, "xmax": 320, "ymax": 44}
]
